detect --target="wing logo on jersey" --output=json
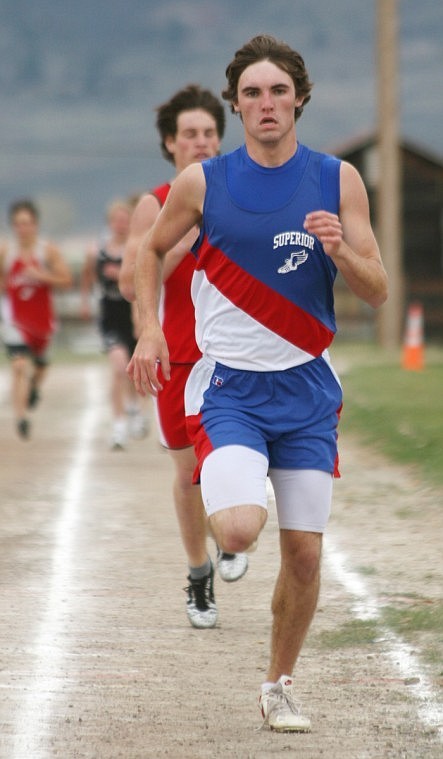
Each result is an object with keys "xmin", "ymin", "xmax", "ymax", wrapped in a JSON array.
[{"xmin": 277, "ymin": 250, "xmax": 309, "ymax": 274}]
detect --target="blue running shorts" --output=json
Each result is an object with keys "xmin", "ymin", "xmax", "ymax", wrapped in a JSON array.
[
  {"xmin": 185, "ymin": 355, "xmax": 342, "ymax": 531},
  {"xmin": 186, "ymin": 354, "xmax": 342, "ymax": 479}
]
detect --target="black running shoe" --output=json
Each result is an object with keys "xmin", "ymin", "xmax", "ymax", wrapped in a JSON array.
[
  {"xmin": 185, "ymin": 563, "xmax": 218, "ymax": 628},
  {"xmin": 17, "ymin": 419, "xmax": 31, "ymax": 439}
]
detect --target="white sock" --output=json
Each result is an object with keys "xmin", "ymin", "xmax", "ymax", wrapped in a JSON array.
[{"xmin": 261, "ymin": 674, "xmax": 293, "ymax": 694}]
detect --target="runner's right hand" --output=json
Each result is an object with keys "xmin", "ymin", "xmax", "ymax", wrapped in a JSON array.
[{"xmin": 127, "ymin": 325, "xmax": 170, "ymax": 397}]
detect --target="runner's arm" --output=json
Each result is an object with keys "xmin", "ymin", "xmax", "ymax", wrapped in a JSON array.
[
  {"xmin": 127, "ymin": 163, "xmax": 205, "ymax": 396},
  {"xmin": 162, "ymin": 226, "xmax": 200, "ymax": 281},
  {"xmin": 47, "ymin": 244, "xmax": 73, "ymax": 288},
  {"xmin": 119, "ymin": 192, "xmax": 199, "ymax": 300},
  {"xmin": 80, "ymin": 245, "xmax": 98, "ymax": 317},
  {"xmin": 304, "ymin": 161, "xmax": 388, "ymax": 308},
  {"xmin": 119, "ymin": 193, "xmax": 161, "ymax": 302},
  {"xmin": 25, "ymin": 243, "xmax": 73, "ymax": 289}
]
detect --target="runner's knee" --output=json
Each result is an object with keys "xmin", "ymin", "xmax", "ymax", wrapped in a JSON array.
[
  {"xmin": 209, "ymin": 504, "xmax": 266, "ymax": 553},
  {"xmin": 109, "ymin": 346, "xmax": 129, "ymax": 375},
  {"xmin": 292, "ymin": 549, "xmax": 321, "ymax": 586},
  {"xmin": 281, "ymin": 532, "xmax": 322, "ymax": 586},
  {"xmin": 11, "ymin": 355, "xmax": 29, "ymax": 377},
  {"xmin": 170, "ymin": 448, "xmax": 197, "ymax": 492}
]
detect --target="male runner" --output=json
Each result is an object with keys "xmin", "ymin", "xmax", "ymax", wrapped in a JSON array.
[
  {"xmin": 81, "ymin": 200, "xmax": 147, "ymax": 449},
  {"xmin": 128, "ymin": 36, "xmax": 388, "ymax": 730},
  {"xmin": 0, "ymin": 199, "xmax": 72, "ymax": 438},
  {"xmin": 119, "ymin": 85, "xmax": 248, "ymax": 629}
]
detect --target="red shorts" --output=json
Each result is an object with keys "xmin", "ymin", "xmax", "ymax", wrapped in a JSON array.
[{"xmin": 153, "ymin": 363, "xmax": 194, "ymax": 449}]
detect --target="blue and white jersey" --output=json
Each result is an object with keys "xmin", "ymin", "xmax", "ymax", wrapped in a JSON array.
[{"xmin": 191, "ymin": 143, "xmax": 341, "ymax": 371}]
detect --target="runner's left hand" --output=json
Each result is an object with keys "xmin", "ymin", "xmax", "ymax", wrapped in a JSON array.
[{"xmin": 304, "ymin": 211, "xmax": 344, "ymax": 258}]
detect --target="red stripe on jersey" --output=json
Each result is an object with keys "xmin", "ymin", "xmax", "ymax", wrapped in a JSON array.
[
  {"xmin": 196, "ymin": 237, "xmax": 334, "ymax": 357},
  {"xmin": 186, "ymin": 412, "xmax": 214, "ymax": 484},
  {"xmin": 333, "ymin": 402, "xmax": 343, "ymax": 478}
]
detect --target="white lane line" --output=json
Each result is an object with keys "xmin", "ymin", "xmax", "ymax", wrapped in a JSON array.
[
  {"xmin": 11, "ymin": 366, "xmax": 101, "ymax": 759},
  {"xmin": 324, "ymin": 534, "xmax": 443, "ymax": 741}
]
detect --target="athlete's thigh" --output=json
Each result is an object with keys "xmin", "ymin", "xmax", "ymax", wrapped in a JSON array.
[
  {"xmin": 107, "ymin": 343, "xmax": 130, "ymax": 372},
  {"xmin": 154, "ymin": 363, "xmax": 193, "ymax": 449},
  {"xmin": 201, "ymin": 444, "xmax": 269, "ymax": 516},
  {"xmin": 268, "ymin": 357, "xmax": 342, "ymax": 475},
  {"xmin": 33, "ymin": 350, "xmax": 50, "ymax": 368},
  {"xmin": 168, "ymin": 444, "xmax": 197, "ymax": 482},
  {"xmin": 6, "ymin": 343, "xmax": 31, "ymax": 362},
  {"xmin": 185, "ymin": 357, "xmax": 270, "ymax": 481},
  {"xmin": 7, "ymin": 345, "xmax": 33, "ymax": 379},
  {"xmin": 269, "ymin": 468, "xmax": 333, "ymax": 533}
]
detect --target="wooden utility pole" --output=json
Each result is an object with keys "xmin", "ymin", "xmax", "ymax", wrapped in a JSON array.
[{"xmin": 377, "ymin": 0, "xmax": 404, "ymax": 347}]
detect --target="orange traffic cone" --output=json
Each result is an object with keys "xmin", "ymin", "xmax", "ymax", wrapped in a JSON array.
[{"xmin": 402, "ymin": 302, "xmax": 425, "ymax": 371}]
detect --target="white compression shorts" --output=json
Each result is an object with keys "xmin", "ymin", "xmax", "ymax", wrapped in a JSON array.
[{"xmin": 200, "ymin": 444, "xmax": 333, "ymax": 533}]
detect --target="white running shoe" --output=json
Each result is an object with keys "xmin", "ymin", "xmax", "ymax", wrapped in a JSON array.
[
  {"xmin": 111, "ymin": 418, "xmax": 127, "ymax": 450},
  {"xmin": 259, "ymin": 675, "xmax": 311, "ymax": 732},
  {"xmin": 185, "ymin": 563, "xmax": 218, "ymax": 629},
  {"xmin": 129, "ymin": 411, "xmax": 149, "ymax": 440},
  {"xmin": 216, "ymin": 548, "xmax": 249, "ymax": 583}
]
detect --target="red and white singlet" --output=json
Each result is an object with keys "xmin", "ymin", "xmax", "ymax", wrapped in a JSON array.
[{"xmin": 2, "ymin": 242, "xmax": 55, "ymax": 354}]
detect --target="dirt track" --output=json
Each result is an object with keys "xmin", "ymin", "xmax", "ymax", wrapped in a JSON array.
[{"xmin": 0, "ymin": 361, "xmax": 442, "ymax": 758}]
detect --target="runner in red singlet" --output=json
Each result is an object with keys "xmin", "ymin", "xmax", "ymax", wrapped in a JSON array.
[
  {"xmin": 120, "ymin": 85, "xmax": 248, "ymax": 629},
  {"xmin": 0, "ymin": 199, "xmax": 72, "ymax": 438}
]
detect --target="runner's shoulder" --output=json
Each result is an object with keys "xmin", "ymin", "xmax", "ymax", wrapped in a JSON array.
[
  {"xmin": 44, "ymin": 240, "xmax": 63, "ymax": 261},
  {"xmin": 131, "ymin": 193, "xmax": 162, "ymax": 233},
  {"xmin": 0, "ymin": 242, "xmax": 10, "ymax": 272},
  {"xmin": 168, "ymin": 164, "xmax": 206, "ymax": 208}
]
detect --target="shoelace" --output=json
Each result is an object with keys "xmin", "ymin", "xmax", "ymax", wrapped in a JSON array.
[
  {"xmin": 259, "ymin": 686, "xmax": 303, "ymax": 731},
  {"xmin": 184, "ymin": 575, "xmax": 213, "ymax": 610}
]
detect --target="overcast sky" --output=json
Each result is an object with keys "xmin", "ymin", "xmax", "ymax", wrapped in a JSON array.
[{"xmin": 0, "ymin": 0, "xmax": 441, "ymax": 234}]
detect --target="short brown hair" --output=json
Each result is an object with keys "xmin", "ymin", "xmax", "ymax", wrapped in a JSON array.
[
  {"xmin": 106, "ymin": 199, "xmax": 131, "ymax": 221},
  {"xmin": 156, "ymin": 84, "xmax": 226, "ymax": 163},
  {"xmin": 9, "ymin": 198, "xmax": 40, "ymax": 224},
  {"xmin": 222, "ymin": 35, "xmax": 313, "ymax": 122}
]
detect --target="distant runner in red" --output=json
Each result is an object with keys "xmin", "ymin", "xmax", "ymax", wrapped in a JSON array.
[{"xmin": 0, "ymin": 199, "xmax": 72, "ymax": 438}]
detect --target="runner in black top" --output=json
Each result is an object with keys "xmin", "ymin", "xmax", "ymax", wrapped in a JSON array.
[{"xmin": 81, "ymin": 200, "xmax": 148, "ymax": 448}]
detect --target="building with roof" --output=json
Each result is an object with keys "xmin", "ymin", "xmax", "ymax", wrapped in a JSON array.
[{"xmin": 332, "ymin": 133, "xmax": 443, "ymax": 339}]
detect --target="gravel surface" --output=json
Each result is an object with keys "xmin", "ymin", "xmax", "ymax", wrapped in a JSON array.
[{"xmin": 0, "ymin": 363, "xmax": 441, "ymax": 758}]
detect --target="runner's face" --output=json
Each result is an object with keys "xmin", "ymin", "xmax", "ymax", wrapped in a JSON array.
[
  {"xmin": 234, "ymin": 60, "xmax": 303, "ymax": 146},
  {"xmin": 165, "ymin": 109, "xmax": 220, "ymax": 172},
  {"xmin": 108, "ymin": 208, "xmax": 131, "ymax": 240},
  {"xmin": 12, "ymin": 210, "xmax": 38, "ymax": 246}
]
